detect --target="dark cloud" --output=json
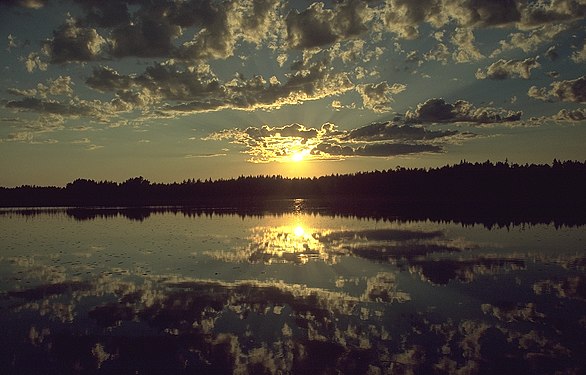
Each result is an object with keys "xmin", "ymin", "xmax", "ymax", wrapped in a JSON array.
[
  {"xmin": 286, "ymin": 3, "xmax": 337, "ymax": 49},
  {"xmin": 12, "ymin": 0, "xmax": 586, "ymax": 68},
  {"xmin": 109, "ymin": 15, "xmax": 181, "ymax": 58},
  {"xmin": 384, "ymin": 0, "xmax": 444, "ymax": 39},
  {"xmin": 476, "ymin": 57, "xmax": 541, "ymax": 80},
  {"xmin": 319, "ymin": 142, "xmax": 442, "ymax": 157},
  {"xmin": 73, "ymin": 0, "xmax": 131, "ymax": 28},
  {"xmin": 406, "ymin": 98, "xmax": 522, "ymax": 124},
  {"xmin": 384, "ymin": 0, "xmax": 521, "ymax": 39},
  {"xmin": 5, "ymin": 96, "xmax": 116, "ymax": 119},
  {"xmin": 407, "ymin": 98, "xmax": 459, "ymax": 123},
  {"xmin": 85, "ymin": 66, "xmax": 133, "ymax": 92},
  {"xmin": 42, "ymin": 15, "xmax": 105, "ymax": 64},
  {"xmin": 345, "ymin": 122, "xmax": 457, "ymax": 142},
  {"xmin": 460, "ymin": 0, "xmax": 521, "ymax": 27},
  {"xmin": 528, "ymin": 75, "xmax": 586, "ymax": 103},
  {"xmin": 6, "ymin": 97, "xmax": 74, "ymax": 115},
  {"xmin": 286, "ymin": 0, "xmax": 373, "ymax": 49},
  {"xmin": 519, "ymin": 0, "xmax": 586, "ymax": 27},
  {"xmin": 13, "ymin": 0, "xmax": 281, "ymax": 65},
  {"xmin": 384, "ymin": 0, "xmax": 584, "ymax": 40},
  {"xmin": 87, "ymin": 59, "xmax": 353, "ymax": 114}
]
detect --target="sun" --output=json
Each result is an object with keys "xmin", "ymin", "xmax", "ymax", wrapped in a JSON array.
[
  {"xmin": 293, "ymin": 225, "xmax": 305, "ymax": 237},
  {"xmin": 291, "ymin": 152, "xmax": 304, "ymax": 162},
  {"xmin": 290, "ymin": 149, "xmax": 310, "ymax": 162}
]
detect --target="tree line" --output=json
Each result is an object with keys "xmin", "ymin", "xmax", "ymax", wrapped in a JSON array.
[{"xmin": 1, "ymin": 160, "xmax": 585, "ymax": 212}]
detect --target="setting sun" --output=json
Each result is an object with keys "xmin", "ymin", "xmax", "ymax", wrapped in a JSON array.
[{"xmin": 291, "ymin": 149, "xmax": 310, "ymax": 163}]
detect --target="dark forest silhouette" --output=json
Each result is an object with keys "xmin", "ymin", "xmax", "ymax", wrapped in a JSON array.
[{"xmin": 1, "ymin": 161, "xmax": 585, "ymax": 224}]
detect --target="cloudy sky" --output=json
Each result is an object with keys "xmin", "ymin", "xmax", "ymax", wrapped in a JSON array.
[{"xmin": 1, "ymin": 0, "xmax": 585, "ymax": 186}]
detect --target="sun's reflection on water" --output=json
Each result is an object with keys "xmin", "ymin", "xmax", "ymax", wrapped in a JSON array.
[{"xmin": 247, "ymin": 222, "xmax": 330, "ymax": 264}]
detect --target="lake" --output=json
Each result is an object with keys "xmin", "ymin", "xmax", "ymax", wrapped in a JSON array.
[{"xmin": 1, "ymin": 204, "xmax": 585, "ymax": 374}]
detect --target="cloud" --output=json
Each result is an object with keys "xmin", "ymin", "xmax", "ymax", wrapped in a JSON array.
[
  {"xmin": 85, "ymin": 66, "xmax": 133, "ymax": 92},
  {"xmin": 184, "ymin": 153, "xmax": 226, "ymax": 158},
  {"xmin": 356, "ymin": 81, "xmax": 406, "ymax": 112},
  {"xmin": 383, "ymin": 0, "xmax": 445, "ymax": 40},
  {"xmin": 4, "ymin": 96, "xmax": 118, "ymax": 121},
  {"xmin": 528, "ymin": 75, "xmax": 586, "ymax": 103},
  {"xmin": 7, "ymin": 75, "xmax": 74, "ymax": 99},
  {"xmin": 42, "ymin": 15, "xmax": 106, "ymax": 64},
  {"xmin": 491, "ymin": 24, "xmax": 568, "ymax": 56},
  {"xmin": 405, "ymin": 98, "xmax": 522, "ymax": 124},
  {"xmin": 108, "ymin": 13, "xmax": 182, "ymax": 58},
  {"xmin": 451, "ymin": 28, "xmax": 483, "ymax": 63},
  {"xmin": 204, "ymin": 123, "xmax": 331, "ymax": 162},
  {"xmin": 545, "ymin": 45, "xmax": 559, "ymax": 61},
  {"xmin": 0, "ymin": 112, "xmax": 65, "ymax": 144},
  {"xmin": 344, "ymin": 122, "xmax": 457, "ymax": 142},
  {"xmin": 87, "ymin": 59, "xmax": 354, "ymax": 114},
  {"xmin": 519, "ymin": 0, "xmax": 586, "ymax": 28},
  {"xmin": 285, "ymin": 0, "xmax": 373, "ymax": 49},
  {"xmin": 317, "ymin": 142, "xmax": 442, "ymax": 157},
  {"xmin": 383, "ymin": 0, "xmax": 583, "ymax": 41},
  {"xmin": 2, "ymin": 131, "xmax": 59, "ymax": 144},
  {"xmin": 45, "ymin": 75, "xmax": 74, "ymax": 96},
  {"xmin": 7, "ymin": 34, "xmax": 18, "ymax": 52},
  {"xmin": 204, "ymin": 119, "xmax": 469, "ymax": 162},
  {"xmin": 174, "ymin": 0, "xmax": 283, "ymax": 60},
  {"xmin": 17, "ymin": 0, "xmax": 282, "ymax": 65},
  {"xmin": 572, "ymin": 42, "xmax": 586, "ymax": 63},
  {"xmin": 424, "ymin": 42, "xmax": 450, "ymax": 65},
  {"xmin": 475, "ymin": 57, "xmax": 540, "ymax": 80},
  {"xmin": 71, "ymin": 137, "xmax": 91, "ymax": 144},
  {"xmin": 86, "ymin": 144, "xmax": 104, "ymax": 151},
  {"xmin": 551, "ymin": 108, "xmax": 586, "ymax": 122},
  {"xmin": 23, "ymin": 52, "xmax": 48, "ymax": 73},
  {"xmin": 74, "ymin": 1, "xmax": 131, "ymax": 28}
]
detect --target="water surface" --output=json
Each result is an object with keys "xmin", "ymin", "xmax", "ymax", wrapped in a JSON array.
[{"xmin": 1, "ymin": 206, "xmax": 585, "ymax": 374}]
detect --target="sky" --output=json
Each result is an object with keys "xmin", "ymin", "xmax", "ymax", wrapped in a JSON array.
[{"xmin": 0, "ymin": 0, "xmax": 585, "ymax": 187}]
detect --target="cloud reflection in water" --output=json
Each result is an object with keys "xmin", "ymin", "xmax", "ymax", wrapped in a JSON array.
[{"xmin": 1, "ymin": 209, "xmax": 585, "ymax": 373}]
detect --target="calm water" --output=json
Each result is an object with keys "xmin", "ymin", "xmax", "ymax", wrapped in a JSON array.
[{"xmin": 1, "ymin": 205, "xmax": 585, "ymax": 374}]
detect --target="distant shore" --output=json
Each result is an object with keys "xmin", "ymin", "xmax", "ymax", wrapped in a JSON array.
[
  {"xmin": 2, "ymin": 160, "xmax": 585, "ymax": 208},
  {"xmin": 2, "ymin": 160, "xmax": 585, "ymax": 228}
]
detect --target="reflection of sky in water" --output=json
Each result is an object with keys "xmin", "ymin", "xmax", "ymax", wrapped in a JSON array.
[{"xmin": 0, "ymin": 208, "xmax": 585, "ymax": 373}]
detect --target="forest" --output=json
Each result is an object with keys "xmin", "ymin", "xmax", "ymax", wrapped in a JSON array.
[{"xmin": 1, "ymin": 160, "xmax": 585, "ymax": 212}]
